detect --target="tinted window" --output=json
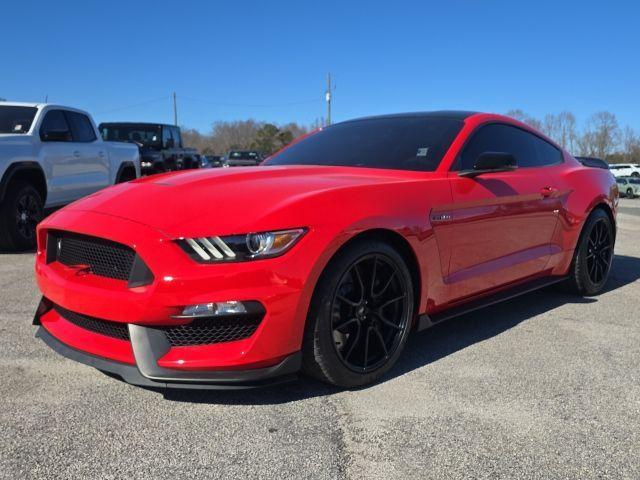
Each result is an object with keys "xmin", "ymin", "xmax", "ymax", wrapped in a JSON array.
[
  {"xmin": 265, "ymin": 116, "xmax": 463, "ymax": 172},
  {"xmin": 100, "ymin": 124, "xmax": 161, "ymax": 146},
  {"xmin": 459, "ymin": 124, "xmax": 562, "ymax": 170},
  {"xmin": 0, "ymin": 106, "xmax": 37, "ymax": 134},
  {"xmin": 39, "ymin": 110, "xmax": 72, "ymax": 141},
  {"xmin": 171, "ymin": 127, "xmax": 182, "ymax": 148},
  {"xmin": 533, "ymin": 135, "xmax": 563, "ymax": 166},
  {"xmin": 66, "ymin": 111, "xmax": 96, "ymax": 142},
  {"xmin": 162, "ymin": 127, "xmax": 173, "ymax": 148}
]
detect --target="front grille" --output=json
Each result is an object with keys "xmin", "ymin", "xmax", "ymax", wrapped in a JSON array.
[
  {"xmin": 159, "ymin": 316, "xmax": 262, "ymax": 346},
  {"xmin": 54, "ymin": 304, "xmax": 130, "ymax": 341},
  {"xmin": 52, "ymin": 231, "xmax": 136, "ymax": 281}
]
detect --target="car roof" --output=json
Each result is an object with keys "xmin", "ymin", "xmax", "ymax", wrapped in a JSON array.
[{"xmin": 340, "ymin": 111, "xmax": 478, "ymax": 124}]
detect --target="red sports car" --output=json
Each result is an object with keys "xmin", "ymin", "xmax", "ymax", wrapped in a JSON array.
[{"xmin": 33, "ymin": 111, "xmax": 618, "ymax": 389}]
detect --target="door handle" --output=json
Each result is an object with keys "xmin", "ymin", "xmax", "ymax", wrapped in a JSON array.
[
  {"xmin": 73, "ymin": 151, "xmax": 81, "ymax": 158},
  {"xmin": 540, "ymin": 186, "xmax": 557, "ymax": 197}
]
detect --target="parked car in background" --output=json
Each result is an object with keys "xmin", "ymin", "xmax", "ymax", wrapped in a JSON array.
[
  {"xmin": 204, "ymin": 155, "xmax": 224, "ymax": 168},
  {"xmin": 99, "ymin": 122, "xmax": 200, "ymax": 175},
  {"xmin": 609, "ymin": 163, "xmax": 640, "ymax": 178},
  {"xmin": 226, "ymin": 150, "xmax": 263, "ymax": 167},
  {"xmin": 616, "ymin": 177, "xmax": 640, "ymax": 198},
  {"xmin": 0, "ymin": 102, "xmax": 139, "ymax": 250}
]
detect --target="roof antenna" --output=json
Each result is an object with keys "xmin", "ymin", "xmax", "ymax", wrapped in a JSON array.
[{"xmin": 45, "ymin": 94, "xmax": 48, "ymax": 103}]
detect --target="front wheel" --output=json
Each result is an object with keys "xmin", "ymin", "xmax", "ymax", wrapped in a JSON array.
[
  {"xmin": 302, "ymin": 240, "xmax": 414, "ymax": 388},
  {"xmin": 627, "ymin": 188, "xmax": 635, "ymax": 199},
  {"xmin": 0, "ymin": 181, "xmax": 44, "ymax": 251},
  {"xmin": 562, "ymin": 208, "xmax": 614, "ymax": 296}
]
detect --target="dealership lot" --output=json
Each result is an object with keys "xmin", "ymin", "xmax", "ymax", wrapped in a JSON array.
[{"xmin": 1, "ymin": 200, "xmax": 639, "ymax": 480}]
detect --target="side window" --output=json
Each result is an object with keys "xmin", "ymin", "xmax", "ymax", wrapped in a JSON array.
[
  {"xmin": 162, "ymin": 127, "xmax": 173, "ymax": 148},
  {"xmin": 459, "ymin": 124, "xmax": 562, "ymax": 170},
  {"xmin": 459, "ymin": 124, "xmax": 536, "ymax": 170},
  {"xmin": 65, "ymin": 111, "xmax": 97, "ymax": 142},
  {"xmin": 532, "ymin": 135, "xmax": 563, "ymax": 166},
  {"xmin": 39, "ymin": 110, "xmax": 72, "ymax": 142},
  {"xmin": 171, "ymin": 127, "xmax": 182, "ymax": 148}
]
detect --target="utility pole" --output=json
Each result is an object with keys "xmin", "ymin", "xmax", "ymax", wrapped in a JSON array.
[
  {"xmin": 173, "ymin": 92, "xmax": 178, "ymax": 126},
  {"xmin": 325, "ymin": 73, "xmax": 332, "ymax": 126}
]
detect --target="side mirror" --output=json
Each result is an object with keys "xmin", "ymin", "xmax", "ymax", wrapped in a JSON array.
[
  {"xmin": 41, "ymin": 129, "xmax": 70, "ymax": 142},
  {"xmin": 459, "ymin": 152, "xmax": 517, "ymax": 178}
]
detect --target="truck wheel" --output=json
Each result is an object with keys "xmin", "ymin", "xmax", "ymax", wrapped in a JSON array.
[
  {"xmin": 0, "ymin": 181, "xmax": 44, "ymax": 251},
  {"xmin": 116, "ymin": 167, "xmax": 137, "ymax": 184}
]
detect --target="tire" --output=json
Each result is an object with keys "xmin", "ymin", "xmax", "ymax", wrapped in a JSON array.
[
  {"xmin": 627, "ymin": 188, "xmax": 635, "ymax": 199},
  {"xmin": 631, "ymin": 172, "xmax": 639, "ymax": 178},
  {"xmin": 302, "ymin": 239, "xmax": 414, "ymax": 388},
  {"xmin": 0, "ymin": 181, "xmax": 44, "ymax": 251},
  {"xmin": 561, "ymin": 208, "xmax": 614, "ymax": 296},
  {"xmin": 116, "ymin": 167, "xmax": 137, "ymax": 184}
]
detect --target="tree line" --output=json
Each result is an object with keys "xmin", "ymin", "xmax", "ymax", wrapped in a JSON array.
[
  {"xmin": 506, "ymin": 110, "xmax": 640, "ymax": 164},
  {"xmin": 185, "ymin": 110, "xmax": 640, "ymax": 164},
  {"xmin": 181, "ymin": 120, "xmax": 309, "ymax": 156}
]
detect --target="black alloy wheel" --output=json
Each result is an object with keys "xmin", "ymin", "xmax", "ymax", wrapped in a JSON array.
[
  {"xmin": 561, "ymin": 208, "xmax": 614, "ymax": 296},
  {"xmin": 585, "ymin": 218, "xmax": 614, "ymax": 286},
  {"xmin": 302, "ymin": 240, "xmax": 414, "ymax": 388},
  {"xmin": 331, "ymin": 254, "xmax": 410, "ymax": 373},
  {"xmin": 0, "ymin": 181, "xmax": 44, "ymax": 251}
]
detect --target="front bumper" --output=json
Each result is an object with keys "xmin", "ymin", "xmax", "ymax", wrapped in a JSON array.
[{"xmin": 33, "ymin": 209, "xmax": 318, "ymax": 389}]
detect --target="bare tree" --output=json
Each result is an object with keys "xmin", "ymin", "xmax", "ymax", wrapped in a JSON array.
[
  {"xmin": 621, "ymin": 127, "xmax": 640, "ymax": 163},
  {"xmin": 541, "ymin": 111, "xmax": 577, "ymax": 152},
  {"xmin": 577, "ymin": 111, "xmax": 620, "ymax": 159}
]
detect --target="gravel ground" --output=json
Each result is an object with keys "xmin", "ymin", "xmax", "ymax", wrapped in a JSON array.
[{"xmin": 1, "ymin": 199, "xmax": 639, "ymax": 479}]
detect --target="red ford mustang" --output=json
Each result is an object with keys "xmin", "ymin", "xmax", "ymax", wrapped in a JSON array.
[{"xmin": 33, "ymin": 111, "xmax": 618, "ymax": 389}]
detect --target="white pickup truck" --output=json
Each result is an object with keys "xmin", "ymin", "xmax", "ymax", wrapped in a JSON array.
[{"xmin": 0, "ymin": 102, "xmax": 140, "ymax": 250}]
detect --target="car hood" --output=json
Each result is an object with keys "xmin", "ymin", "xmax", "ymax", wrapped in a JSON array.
[{"xmin": 63, "ymin": 165, "xmax": 423, "ymax": 237}]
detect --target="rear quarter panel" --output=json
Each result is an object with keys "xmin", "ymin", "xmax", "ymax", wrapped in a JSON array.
[{"xmin": 545, "ymin": 154, "xmax": 617, "ymax": 275}]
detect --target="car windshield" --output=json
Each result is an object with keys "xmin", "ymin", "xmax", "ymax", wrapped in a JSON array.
[
  {"xmin": 265, "ymin": 116, "xmax": 463, "ymax": 171},
  {"xmin": 0, "ymin": 106, "xmax": 38, "ymax": 134},
  {"xmin": 229, "ymin": 151, "xmax": 259, "ymax": 160},
  {"xmin": 100, "ymin": 124, "xmax": 161, "ymax": 147}
]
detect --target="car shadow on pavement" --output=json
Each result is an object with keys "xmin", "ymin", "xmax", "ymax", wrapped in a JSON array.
[{"xmin": 159, "ymin": 254, "xmax": 640, "ymax": 405}]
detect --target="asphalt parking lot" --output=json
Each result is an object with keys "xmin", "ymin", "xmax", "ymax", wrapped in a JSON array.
[{"xmin": 1, "ymin": 200, "xmax": 639, "ymax": 480}]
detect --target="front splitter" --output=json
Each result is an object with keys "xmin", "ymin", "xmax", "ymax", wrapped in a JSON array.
[{"xmin": 35, "ymin": 326, "xmax": 301, "ymax": 390}]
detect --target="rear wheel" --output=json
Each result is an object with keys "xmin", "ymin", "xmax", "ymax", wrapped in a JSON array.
[
  {"xmin": 302, "ymin": 240, "xmax": 414, "ymax": 388},
  {"xmin": 562, "ymin": 208, "xmax": 614, "ymax": 296},
  {"xmin": 631, "ymin": 172, "xmax": 639, "ymax": 178},
  {"xmin": 627, "ymin": 188, "xmax": 635, "ymax": 199},
  {"xmin": 0, "ymin": 181, "xmax": 44, "ymax": 251}
]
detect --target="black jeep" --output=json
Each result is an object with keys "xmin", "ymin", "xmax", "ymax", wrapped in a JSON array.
[{"xmin": 99, "ymin": 122, "xmax": 200, "ymax": 175}]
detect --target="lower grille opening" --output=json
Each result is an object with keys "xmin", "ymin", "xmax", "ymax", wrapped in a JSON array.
[
  {"xmin": 54, "ymin": 304, "xmax": 130, "ymax": 341},
  {"xmin": 158, "ymin": 315, "xmax": 262, "ymax": 346},
  {"xmin": 51, "ymin": 304, "xmax": 262, "ymax": 346}
]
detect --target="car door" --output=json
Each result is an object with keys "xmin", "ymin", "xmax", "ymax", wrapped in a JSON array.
[
  {"xmin": 440, "ymin": 123, "xmax": 563, "ymax": 301},
  {"xmin": 38, "ymin": 109, "xmax": 76, "ymax": 206},
  {"xmin": 64, "ymin": 111, "xmax": 110, "ymax": 197}
]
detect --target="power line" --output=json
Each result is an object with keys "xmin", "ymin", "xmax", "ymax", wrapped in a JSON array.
[
  {"xmin": 95, "ymin": 95, "xmax": 172, "ymax": 115},
  {"xmin": 179, "ymin": 95, "xmax": 323, "ymax": 108}
]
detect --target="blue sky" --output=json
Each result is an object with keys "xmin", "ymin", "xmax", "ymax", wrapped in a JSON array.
[{"xmin": 2, "ymin": 0, "xmax": 638, "ymax": 132}]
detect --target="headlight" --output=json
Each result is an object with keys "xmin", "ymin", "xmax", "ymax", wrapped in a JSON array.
[{"xmin": 177, "ymin": 228, "xmax": 307, "ymax": 262}]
